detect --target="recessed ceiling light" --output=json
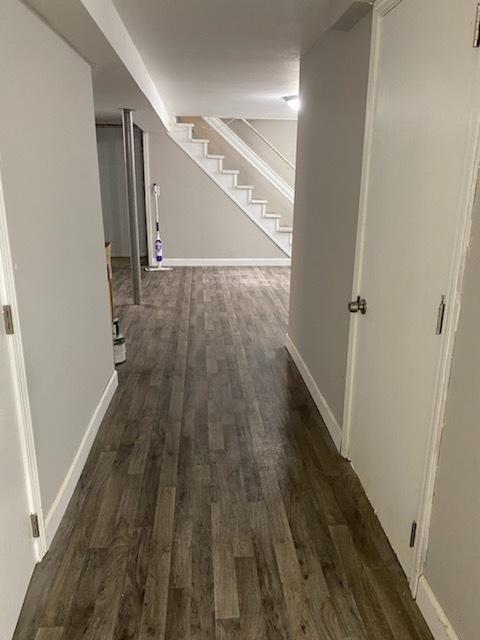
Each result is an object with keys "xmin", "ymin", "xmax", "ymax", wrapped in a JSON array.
[{"xmin": 283, "ymin": 95, "xmax": 300, "ymax": 112}]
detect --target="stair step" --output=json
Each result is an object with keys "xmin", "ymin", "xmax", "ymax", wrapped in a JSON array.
[
  {"xmin": 175, "ymin": 123, "xmax": 194, "ymax": 129},
  {"xmin": 202, "ymin": 156, "xmax": 223, "ymax": 172},
  {"xmin": 222, "ymin": 169, "xmax": 240, "ymax": 175},
  {"xmin": 264, "ymin": 212, "xmax": 281, "ymax": 219},
  {"xmin": 170, "ymin": 126, "xmax": 193, "ymax": 143},
  {"xmin": 279, "ymin": 226, "xmax": 293, "ymax": 233},
  {"xmin": 216, "ymin": 173, "xmax": 237, "ymax": 187},
  {"xmin": 191, "ymin": 138, "xmax": 209, "ymax": 144},
  {"xmin": 236, "ymin": 185, "xmax": 254, "ymax": 190},
  {"xmin": 207, "ymin": 154, "xmax": 225, "ymax": 160},
  {"xmin": 251, "ymin": 199, "xmax": 268, "ymax": 205}
]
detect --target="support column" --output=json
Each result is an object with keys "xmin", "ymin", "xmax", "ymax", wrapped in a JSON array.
[{"xmin": 121, "ymin": 108, "xmax": 142, "ymax": 305}]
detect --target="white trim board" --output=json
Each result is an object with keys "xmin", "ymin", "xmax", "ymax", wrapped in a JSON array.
[
  {"xmin": 285, "ymin": 334, "xmax": 343, "ymax": 451},
  {"xmin": 143, "ymin": 132, "xmax": 156, "ymax": 269},
  {"xmin": 162, "ymin": 258, "xmax": 291, "ymax": 267},
  {"xmin": 202, "ymin": 117, "xmax": 295, "ymax": 204},
  {"xmin": 44, "ymin": 370, "xmax": 118, "ymax": 546},
  {"xmin": 416, "ymin": 576, "xmax": 460, "ymax": 640}
]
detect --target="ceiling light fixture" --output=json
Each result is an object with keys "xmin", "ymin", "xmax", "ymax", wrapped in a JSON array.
[{"xmin": 283, "ymin": 95, "xmax": 300, "ymax": 112}]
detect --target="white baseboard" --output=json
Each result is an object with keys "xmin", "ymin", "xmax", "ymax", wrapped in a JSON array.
[
  {"xmin": 285, "ymin": 334, "xmax": 343, "ymax": 451},
  {"xmin": 162, "ymin": 258, "xmax": 291, "ymax": 267},
  {"xmin": 416, "ymin": 576, "xmax": 460, "ymax": 640},
  {"xmin": 44, "ymin": 370, "xmax": 118, "ymax": 546}
]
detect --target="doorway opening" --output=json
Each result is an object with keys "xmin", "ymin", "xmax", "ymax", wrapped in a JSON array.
[{"xmin": 96, "ymin": 123, "xmax": 148, "ymax": 269}]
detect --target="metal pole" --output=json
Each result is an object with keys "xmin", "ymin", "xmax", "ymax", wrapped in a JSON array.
[{"xmin": 121, "ymin": 108, "xmax": 142, "ymax": 305}]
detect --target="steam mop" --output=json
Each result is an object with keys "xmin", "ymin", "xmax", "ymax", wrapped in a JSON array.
[{"xmin": 145, "ymin": 183, "xmax": 172, "ymax": 271}]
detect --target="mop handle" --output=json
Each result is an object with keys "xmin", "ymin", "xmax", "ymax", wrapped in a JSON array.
[{"xmin": 153, "ymin": 183, "xmax": 160, "ymax": 232}]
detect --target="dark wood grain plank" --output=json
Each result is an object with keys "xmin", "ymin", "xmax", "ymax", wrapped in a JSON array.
[
  {"xmin": 14, "ymin": 267, "xmax": 433, "ymax": 640},
  {"xmin": 34, "ymin": 629, "xmax": 64, "ymax": 640}
]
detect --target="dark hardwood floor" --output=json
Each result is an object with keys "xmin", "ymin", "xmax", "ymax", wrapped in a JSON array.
[{"xmin": 14, "ymin": 267, "xmax": 433, "ymax": 640}]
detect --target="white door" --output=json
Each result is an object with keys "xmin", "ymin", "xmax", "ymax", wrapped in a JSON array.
[
  {"xmin": 345, "ymin": 0, "xmax": 480, "ymax": 577},
  {"xmin": 0, "ymin": 261, "xmax": 36, "ymax": 633}
]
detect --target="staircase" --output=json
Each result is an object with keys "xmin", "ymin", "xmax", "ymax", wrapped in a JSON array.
[{"xmin": 168, "ymin": 121, "xmax": 293, "ymax": 257}]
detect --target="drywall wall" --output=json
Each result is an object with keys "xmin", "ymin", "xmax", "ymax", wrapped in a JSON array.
[
  {"xmin": 0, "ymin": 0, "xmax": 115, "ymax": 515},
  {"xmin": 96, "ymin": 124, "xmax": 148, "ymax": 257},
  {"xmin": 288, "ymin": 12, "xmax": 372, "ymax": 428},
  {"xmin": 423, "ymin": 177, "xmax": 480, "ymax": 640},
  {"xmin": 179, "ymin": 117, "xmax": 294, "ymax": 228},
  {"xmin": 226, "ymin": 118, "xmax": 297, "ymax": 189},
  {"xmin": 146, "ymin": 130, "xmax": 285, "ymax": 260}
]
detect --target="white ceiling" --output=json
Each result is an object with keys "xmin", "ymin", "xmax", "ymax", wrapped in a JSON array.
[
  {"xmin": 112, "ymin": 0, "xmax": 331, "ymax": 119},
  {"xmin": 24, "ymin": 0, "xmax": 334, "ymax": 124}
]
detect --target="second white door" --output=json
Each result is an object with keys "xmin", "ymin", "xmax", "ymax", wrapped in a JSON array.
[{"xmin": 345, "ymin": 0, "xmax": 480, "ymax": 576}]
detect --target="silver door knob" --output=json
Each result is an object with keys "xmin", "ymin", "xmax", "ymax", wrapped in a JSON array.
[{"xmin": 348, "ymin": 296, "xmax": 367, "ymax": 314}]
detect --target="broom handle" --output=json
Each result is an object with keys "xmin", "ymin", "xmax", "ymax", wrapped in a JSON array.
[{"xmin": 153, "ymin": 184, "xmax": 160, "ymax": 232}]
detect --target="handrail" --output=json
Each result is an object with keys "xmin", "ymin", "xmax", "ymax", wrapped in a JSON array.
[
  {"xmin": 203, "ymin": 117, "xmax": 294, "ymax": 204},
  {"xmin": 231, "ymin": 118, "xmax": 296, "ymax": 171}
]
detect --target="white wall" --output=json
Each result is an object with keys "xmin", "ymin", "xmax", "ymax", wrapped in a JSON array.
[
  {"xmin": 0, "ymin": 0, "xmax": 115, "ymax": 518},
  {"xmin": 422, "ymin": 175, "xmax": 480, "ymax": 640},
  {"xmin": 146, "ymin": 130, "xmax": 285, "ymax": 260},
  {"xmin": 96, "ymin": 124, "xmax": 148, "ymax": 257},
  {"xmin": 288, "ymin": 13, "xmax": 372, "ymax": 427}
]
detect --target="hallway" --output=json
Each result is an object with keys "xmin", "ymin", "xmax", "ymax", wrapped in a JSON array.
[{"xmin": 15, "ymin": 267, "xmax": 432, "ymax": 640}]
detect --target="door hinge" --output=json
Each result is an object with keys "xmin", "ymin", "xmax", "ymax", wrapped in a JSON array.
[
  {"xmin": 435, "ymin": 295, "xmax": 446, "ymax": 335},
  {"xmin": 30, "ymin": 513, "xmax": 40, "ymax": 539},
  {"xmin": 409, "ymin": 521, "xmax": 417, "ymax": 548},
  {"xmin": 474, "ymin": 3, "xmax": 480, "ymax": 47},
  {"xmin": 2, "ymin": 305, "xmax": 14, "ymax": 335}
]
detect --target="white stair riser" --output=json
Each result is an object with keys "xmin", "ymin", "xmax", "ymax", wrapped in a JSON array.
[
  {"xmin": 181, "ymin": 140, "xmax": 208, "ymax": 159},
  {"xmin": 170, "ymin": 128, "xmax": 192, "ymax": 143},
  {"xmin": 261, "ymin": 218, "xmax": 279, "ymax": 235},
  {"xmin": 207, "ymin": 157, "xmax": 224, "ymax": 172},
  {"xmin": 248, "ymin": 203, "xmax": 267, "ymax": 220},
  {"xmin": 216, "ymin": 173, "xmax": 237, "ymax": 189},
  {"xmin": 199, "ymin": 157, "xmax": 223, "ymax": 173},
  {"xmin": 233, "ymin": 189, "xmax": 253, "ymax": 206}
]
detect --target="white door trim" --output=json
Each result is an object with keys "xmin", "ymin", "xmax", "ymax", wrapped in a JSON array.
[
  {"xmin": 0, "ymin": 167, "xmax": 46, "ymax": 560},
  {"xmin": 142, "ymin": 132, "xmax": 156, "ymax": 268},
  {"xmin": 341, "ymin": 0, "xmax": 480, "ymax": 595},
  {"xmin": 410, "ymin": 129, "xmax": 480, "ymax": 594}
]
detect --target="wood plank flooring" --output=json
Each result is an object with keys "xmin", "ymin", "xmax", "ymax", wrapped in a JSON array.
[{"xmin": 14, "ymin": 267, "xmax": 433, "ymax": 640}]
